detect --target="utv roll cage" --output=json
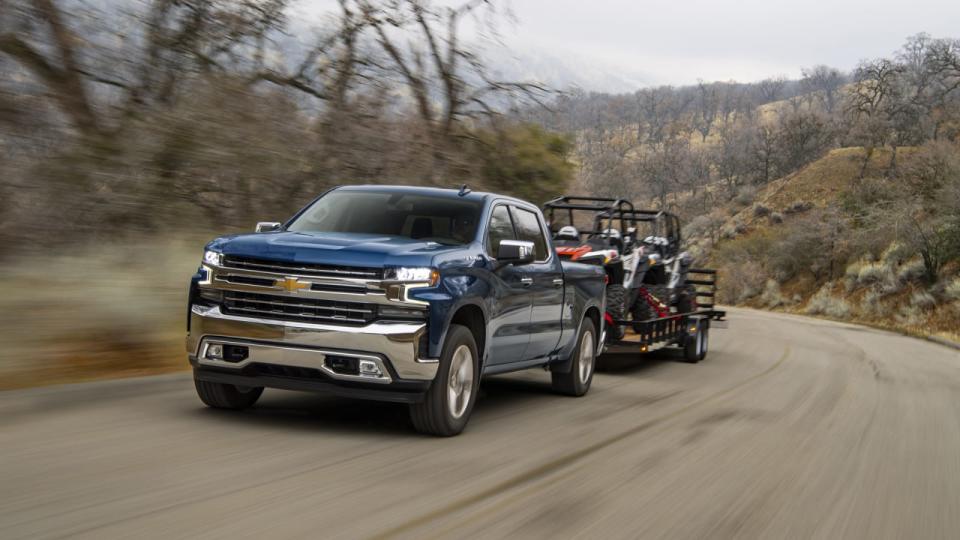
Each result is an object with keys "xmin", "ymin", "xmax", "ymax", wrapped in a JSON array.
[
  {"xmin": 597, "ymin": 208, "xmax": 683, "ymax": 260},
  {"xmin": 542, "ymin": 196, "xmax": 635, "ymax": 240}
]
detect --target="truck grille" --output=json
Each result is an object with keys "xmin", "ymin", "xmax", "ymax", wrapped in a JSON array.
[
  {"xmin": 222, "ymin": 291, "xmax": 376, "ymax": 325},
  {"xmin": 222, "ymin": 255, "xmax": 383, "ymax": 279}
]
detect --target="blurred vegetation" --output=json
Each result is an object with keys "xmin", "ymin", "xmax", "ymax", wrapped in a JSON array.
[{"xmin": 0, "ymin": 0, "xmax": 566, "ymax": 254}]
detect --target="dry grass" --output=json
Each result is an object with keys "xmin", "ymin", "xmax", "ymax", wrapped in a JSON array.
[{"xmin": 0, "ymin": 238, "xmax": 207, "ymax": 390}]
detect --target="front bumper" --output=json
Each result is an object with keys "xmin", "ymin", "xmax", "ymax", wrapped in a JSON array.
[{"xmin": 187, "ymin": 304, "xmax": 438, "ymax": 399}]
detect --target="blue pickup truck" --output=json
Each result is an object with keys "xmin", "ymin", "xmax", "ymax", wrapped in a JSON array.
[{"xmin": 187, "ymin": 185, "xmax": 605, "ymax": 435}]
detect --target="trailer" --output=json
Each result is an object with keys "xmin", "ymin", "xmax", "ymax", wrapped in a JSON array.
[{"xmin": 602, "ymin": 268, "xmax": 726, "ymax": 363}]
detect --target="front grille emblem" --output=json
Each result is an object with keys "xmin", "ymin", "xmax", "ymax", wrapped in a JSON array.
[{"xmin": 277, "ymin": 276, "xmax": 311, "ymax": 293}]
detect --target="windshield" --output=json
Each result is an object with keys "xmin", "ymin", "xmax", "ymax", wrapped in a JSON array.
[{"xmin": 286, "ymin": 190, "xmax": 482, "ymax": 246}]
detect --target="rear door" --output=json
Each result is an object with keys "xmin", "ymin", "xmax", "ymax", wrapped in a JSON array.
[
  {"xmin": 511, "ymin": 206, "xmax": 565, "ymax": 361},
  {"xmin": 484, "ymin": 204, "xmax": 533, "ymax": 365}
]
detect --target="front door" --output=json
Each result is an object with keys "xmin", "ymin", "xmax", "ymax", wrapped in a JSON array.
[
  {"xmin": 511, "ymin": 207, "xmax": 564, "ymax": 361},
  {"xmin": 484, "ymin": 204, "xmax": 533, "ymax": 365}
]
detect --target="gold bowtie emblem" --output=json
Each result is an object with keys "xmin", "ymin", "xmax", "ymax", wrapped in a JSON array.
[{"xmin": 277, "ymin": 276, "xmax": 311, "ymax": 293}]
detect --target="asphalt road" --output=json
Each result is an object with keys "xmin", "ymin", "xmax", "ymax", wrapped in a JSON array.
[{"xmin": 2, "ymin": 308, "xmax": 960, "ymax": 539}]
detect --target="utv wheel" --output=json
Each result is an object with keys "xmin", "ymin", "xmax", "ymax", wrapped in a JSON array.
[
  {"xmin": 676, "ymin": 284, "xmax": 697, "ymax": 314},
  {"xmin": 194, "ymin": 377, "xmax": 263, "ymax": 410},
  {"xmin": 606, "ymin": 284, "xmax": 627, "ymax": 340},
  {"xmin": 683, "ymin": 321, "xmax": 709, "ymax": 363},
  {"xmin": 409, "ymin": 324, "xmax": 479, "ymax": 436},
  {"xmin": 552, "ymin": 322, "xmax": 596, "ymax": 396},
  {"xmin": 632, "ymin": 285, "xmax": 666, "ymax": 332}
]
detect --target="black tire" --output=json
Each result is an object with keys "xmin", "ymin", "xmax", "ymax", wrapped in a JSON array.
[
  {"xmin": 409, "ymin": 324, "xmax": 479, "ymax": 436},
  {"xmin": 194, "ymin": 377, "xmax": 263, "ymax": 410},
  {"xmin": 676, "ymin": 284, "xmax": 697, "ymax": 314},
  {"xmin": 552, "ymin": 322, "xmax": 597, "ymax": 396},
  {"xmin": 683, "ymin": 320, "xmax": 709, "ymax": 363},
  {"xmin": 632, "ymin": 285, "xmax": 668, "ymax": 332},
  {"xmin": 605, "ymin": 284, "xmax": 627, "ymax": 341}
]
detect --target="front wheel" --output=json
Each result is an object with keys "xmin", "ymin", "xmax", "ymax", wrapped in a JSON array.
[
  {"xmin": 409, "ymin": 324, "xmax": 479, "ymax": 436},
  {"xmin": 552, "ymin": 322, "xmax": 597, "ymax": 396},
  {"xmin": 194, "ymin": 377, "xmax": 263, "ymax": 410}
]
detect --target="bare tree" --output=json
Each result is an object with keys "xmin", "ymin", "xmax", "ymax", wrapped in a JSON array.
[
  {"xmin": 801, "ymin": 65, "xmax": 845, "ymax": 113},
  {"xmin": 847, "ymin": 58, "xmax": 905, "ymax": 177},
  {"xmin": 756, "ymin": 76, "xmax": 787, "ymax": 104},
  {"xmin": 693, "ymin": 80, "xmax": 718, "ymax": 142}
]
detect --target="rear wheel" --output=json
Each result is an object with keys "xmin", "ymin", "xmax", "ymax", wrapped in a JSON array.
[
  {"xmin": 409, "ymin": 324, "xmax": 479, "ymax": 436},
  {"xmin": 552, "ymin": 322, "xmax": 596, "ymax": 396},
  {"xmin": 194, "ymin": 378, "xmax": 263, "ymax": 410}
]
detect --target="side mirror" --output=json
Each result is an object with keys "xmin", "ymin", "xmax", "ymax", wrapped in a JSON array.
[
  {"xmin": 255, "ymin": 222, "xmax": 282, "ymax": 233},
  {"xmin": 497, "ymin": 240, "xmax": 536, "ymax": 266}
]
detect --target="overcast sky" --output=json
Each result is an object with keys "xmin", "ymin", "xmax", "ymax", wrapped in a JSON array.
[
  {"xmin": 295, "ymin": 0, "xmax": 960, "ymax": 89},
  {"xmin": 501, "ymin": 0, "xmax": 960, "ymax": 85}
]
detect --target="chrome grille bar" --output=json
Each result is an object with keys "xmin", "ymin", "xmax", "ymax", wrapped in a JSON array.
[{"xmin": 222, "ymin": 256, "xmax": 381, "ymax": 279}]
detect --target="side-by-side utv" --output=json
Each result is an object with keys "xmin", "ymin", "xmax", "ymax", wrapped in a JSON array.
[{"xmin": 544, "ymin": 196, "xmax": 725, "ymax": 363}]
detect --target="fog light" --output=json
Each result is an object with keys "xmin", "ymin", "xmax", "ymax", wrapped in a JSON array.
[
  {"xmin": 207, "ymin": 344, "xmax": 224, "ymax": 359},
  {"xmin": 689, "ymin": 325, "xmax": 697, "ymax": 334},
  {"xmin": 358, "ymin": 359, "xmax": 383, "ymax": 377}
]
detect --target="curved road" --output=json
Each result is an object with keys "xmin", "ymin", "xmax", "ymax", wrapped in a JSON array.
[{"xmin": 2, "ymin": 308, "xmax": 960, "ymax": 539}]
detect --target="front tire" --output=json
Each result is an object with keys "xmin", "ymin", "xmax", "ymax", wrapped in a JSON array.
[
  {"xmin": 409, "ymin": 324, "xmax": 479, "ymax": 436},
  {"xmin": 194, "ymin": 377, "xmax": 263, "ymax": 410},
  {"xmin": 552, "ymin": 322, "xmax": 597, "ymax": 396}
]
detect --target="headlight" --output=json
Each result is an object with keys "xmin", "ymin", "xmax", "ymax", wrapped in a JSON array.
[
  {"xmin": 386, "ymin": 267, "xmax": 439, "ymax": 286},
  {"xmin": 203, "ymin": 250, "xmax": 222, "ymax": 266}
]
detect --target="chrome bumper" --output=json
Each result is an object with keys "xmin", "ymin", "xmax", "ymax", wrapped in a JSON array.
[{"xmin": 186, "ymin": 305, "xmax": 438, "ymax": 382}]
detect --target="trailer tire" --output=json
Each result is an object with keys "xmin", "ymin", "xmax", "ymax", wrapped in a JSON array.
[
  {"xmin": 552, "ymin": 323, "xmax": 596, "ymax": 397},
  {"xmin": 683, "ymin": 321, "xmax": 709, "ymax": 363},
  {"xmin": 194, "ymin": 378, "xmax": 263, "ymax": 410}
]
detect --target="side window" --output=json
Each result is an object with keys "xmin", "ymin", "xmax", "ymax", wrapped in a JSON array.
[
  {"xmin": 512, "ymin": 207, "xmax": 549, "ymax": 261},
  {"xmin": 486, "ymin": 205, "xmax": 516, "ymax": 258}
]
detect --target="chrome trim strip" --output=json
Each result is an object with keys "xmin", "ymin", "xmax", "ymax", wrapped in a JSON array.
[
  {"xmin": 223, "ymin": 295, "xmax": 374, "ymax": 314},
  {"xmin": 223, "ymin": 258, "xmax": 380, "ymax": 278},
  {"xmin": 223, "ymin": 306, "xmax": 369, "ymax": 324},
  {"xmin": 197, "ymin": 337, "xmax": 392, "ymax": 384}
]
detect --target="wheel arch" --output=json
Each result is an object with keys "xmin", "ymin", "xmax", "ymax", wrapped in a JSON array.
[{"xmin": 446, "ymin": 303, "xmax": 487, "ymax": 371}]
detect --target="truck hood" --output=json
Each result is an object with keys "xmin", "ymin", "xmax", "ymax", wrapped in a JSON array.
[{"xmin": 207, "ymin": 231, "xmax": 462, "ymax": 268}]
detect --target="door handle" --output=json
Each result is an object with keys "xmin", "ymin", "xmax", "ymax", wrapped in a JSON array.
[
  {"xmin": 519, "ymin": 276, "xmax": 533, "ymax": 286},
  {"xmin": 552, "ymin": 278, "xmax": 564, "ymax": 287}
]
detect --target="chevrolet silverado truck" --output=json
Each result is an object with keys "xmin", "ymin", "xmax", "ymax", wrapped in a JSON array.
[{"xmin": 187, "ymin": 185, "xmax": 605, "ymax": 436}]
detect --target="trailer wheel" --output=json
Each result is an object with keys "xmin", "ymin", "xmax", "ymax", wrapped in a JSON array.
[{"xmin": 683, "ymin": 321, "xmax": 709, "ymax": 363}]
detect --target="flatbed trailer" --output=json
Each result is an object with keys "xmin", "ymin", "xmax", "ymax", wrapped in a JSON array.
[{"xmin": 602, "ymin": 268, "xmax": 726, "ymax": 362}]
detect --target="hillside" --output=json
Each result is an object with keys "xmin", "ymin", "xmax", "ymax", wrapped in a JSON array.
[{"xmin": 690, "ymin": 146, "xmax": 960, "ymax": 343}]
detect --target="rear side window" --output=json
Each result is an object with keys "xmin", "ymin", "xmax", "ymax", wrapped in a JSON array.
[
  {"xmin": 486, "ymin": 205, "xmax": 516, "ymax": 258},
  {"xmin": 512, "ymin": 207, "xmax": 549, "ymax": 261}
]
